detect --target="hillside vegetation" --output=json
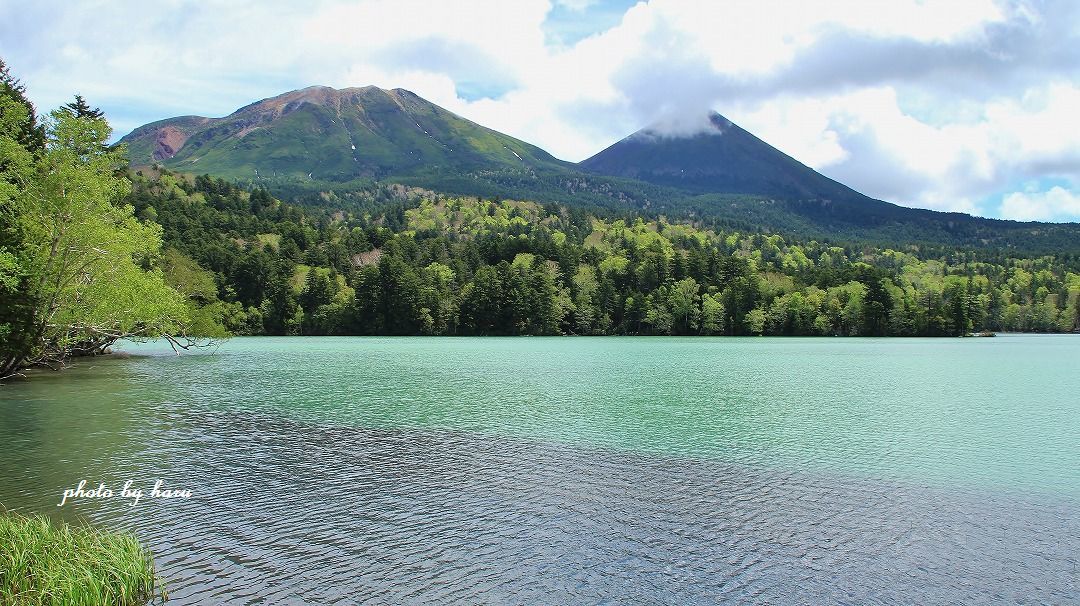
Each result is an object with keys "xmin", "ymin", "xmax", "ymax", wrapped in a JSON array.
[
  {"xmin": 120, "ymin": 86, "xmax": 1080, "ymax": 257},
  {"xmin": 130, "ymin": 170, "xmax": 1080, "ymax": 338}
]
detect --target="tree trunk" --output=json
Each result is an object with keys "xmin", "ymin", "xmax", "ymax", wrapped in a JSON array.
[{"xmin": 0, "ymin": 353, "xmax": 25, "ymax": 380}]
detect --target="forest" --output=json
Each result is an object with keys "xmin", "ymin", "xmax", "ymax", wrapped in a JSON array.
[{"xmin": 130, "ymin": 170, "xmax": 1080, "ymax": 338}]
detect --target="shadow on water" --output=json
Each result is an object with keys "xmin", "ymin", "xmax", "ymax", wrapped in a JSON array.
[{"xmin": 0, "ymin": 356, "xmax": 158, "ymax": 517}]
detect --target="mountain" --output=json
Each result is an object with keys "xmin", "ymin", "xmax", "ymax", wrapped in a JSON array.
[
  {"xmin": 577, "ymin": 113, "xmax": 1080, "ymax": 252},
  {"xmin": 580, "ymin": 113, "xmax": 868, "ymax": 203},
  {"xmin": 120, "ymin": 85, "xmax": 572, "ymax": 181},
  {"xmin": 120, "ymin": 86, "xmax": 1080, "ymax": 256},
  {"xmin": 577, "ymin": 111, "xmax": 922, "ymax": 227}
]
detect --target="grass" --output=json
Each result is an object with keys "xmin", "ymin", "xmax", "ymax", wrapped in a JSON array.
[{"xmin": 0, "ymin": 511, "xmax": 166, "ymax": 605}]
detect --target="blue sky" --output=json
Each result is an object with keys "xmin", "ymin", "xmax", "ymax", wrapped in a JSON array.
[
  {"xmin": 543, "ymin": 0, "xmax": 640, "ymax": 48},
  {"xmin": 2, "ymin": 0, "xmax": 1079, "ymax": 221}
]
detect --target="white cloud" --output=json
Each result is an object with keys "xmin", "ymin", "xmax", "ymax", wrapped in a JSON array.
[
  {"xmin": 1, "ymin": 0, "xmax": 1078, "ymax": 220},
  {"xmin": 1000, "ymin": 186, "xmax": 1080, "ymax": 221}
]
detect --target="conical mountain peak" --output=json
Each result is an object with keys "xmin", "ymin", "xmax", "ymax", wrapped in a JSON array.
[{"xmin": 581, "ymin": 112, "xmax": 866, "ymax": 203}]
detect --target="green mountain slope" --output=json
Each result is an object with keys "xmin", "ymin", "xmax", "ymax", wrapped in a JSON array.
[{"xmin": 120, "ymin": 86, "xmax": 573, "ymax": 181}]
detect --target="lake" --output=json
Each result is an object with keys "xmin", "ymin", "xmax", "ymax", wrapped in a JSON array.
[{"xmin": 1, "ymin": 335, "xmax": 1077, "ymax": 604}]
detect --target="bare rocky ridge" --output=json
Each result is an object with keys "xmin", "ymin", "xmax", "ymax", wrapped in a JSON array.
[{"xmin": 152, "ymin": 126, "xmax": 189, "ymax": 160}]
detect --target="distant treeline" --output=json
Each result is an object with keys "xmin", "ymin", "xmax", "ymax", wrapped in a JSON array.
[{"xmin": 129, "ymin": 171, "xmax": 1080, "ymax": 338}]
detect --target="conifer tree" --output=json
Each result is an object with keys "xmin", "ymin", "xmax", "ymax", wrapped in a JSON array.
[{"xmin": 62, "ymin": 94, "xmax": 104, "ymax": 120}]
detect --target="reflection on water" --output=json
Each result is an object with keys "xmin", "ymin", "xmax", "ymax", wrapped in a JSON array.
[{"xmin": 1, "ymin": 336, "xmax": 1078, "ymax": 604}]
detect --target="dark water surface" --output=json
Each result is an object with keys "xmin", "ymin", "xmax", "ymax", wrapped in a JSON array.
[{"xmin": 1, "ymin": 336, "xmax": 1077, "ymax": 604}]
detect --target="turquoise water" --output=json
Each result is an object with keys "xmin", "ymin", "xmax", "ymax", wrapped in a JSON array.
[
  {"xmin": 76, "ymin": 335, "xmax": 1080, "ymax": 491},
  {"xmin": 1, "ymin": 335, "xmax": 1077, "ymax": 603}
]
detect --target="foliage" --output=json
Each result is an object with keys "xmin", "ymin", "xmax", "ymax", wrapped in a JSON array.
[
  {"xmin": 0, "ymin": 63, "xmax": 195, "ymax": 378},
  {"xmin": 127, "ymin": 170, "xmax": 1080, "ymax": 338},
  {"xmin": 0, "ymin": 59, "xmax": 44, "ymax": 152},
  {"xmin": 0, "ymin": 511, "xmax": 164, "ymax": 606}
]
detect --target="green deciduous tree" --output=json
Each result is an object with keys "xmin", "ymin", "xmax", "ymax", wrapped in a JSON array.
[
  {"xmin": 1, "ymin": 91, "xmax": 190, "ymax": 377},
  {"xmin": 701, "ymin": 292, "xmax": 724, "ymax": 334},
  {"xmin": 669, "ymin": 277, "xmax": 701, "ymax": 334}
]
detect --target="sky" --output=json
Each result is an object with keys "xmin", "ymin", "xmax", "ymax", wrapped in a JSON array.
[{"xmin": 2, "ymin": 0, "xmax": 1079, "ymax": 221}]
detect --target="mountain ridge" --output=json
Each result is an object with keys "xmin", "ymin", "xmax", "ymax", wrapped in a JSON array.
[{"xmin": 118, "ymin": 85, "xmax": 1080, "ymax": 256}]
